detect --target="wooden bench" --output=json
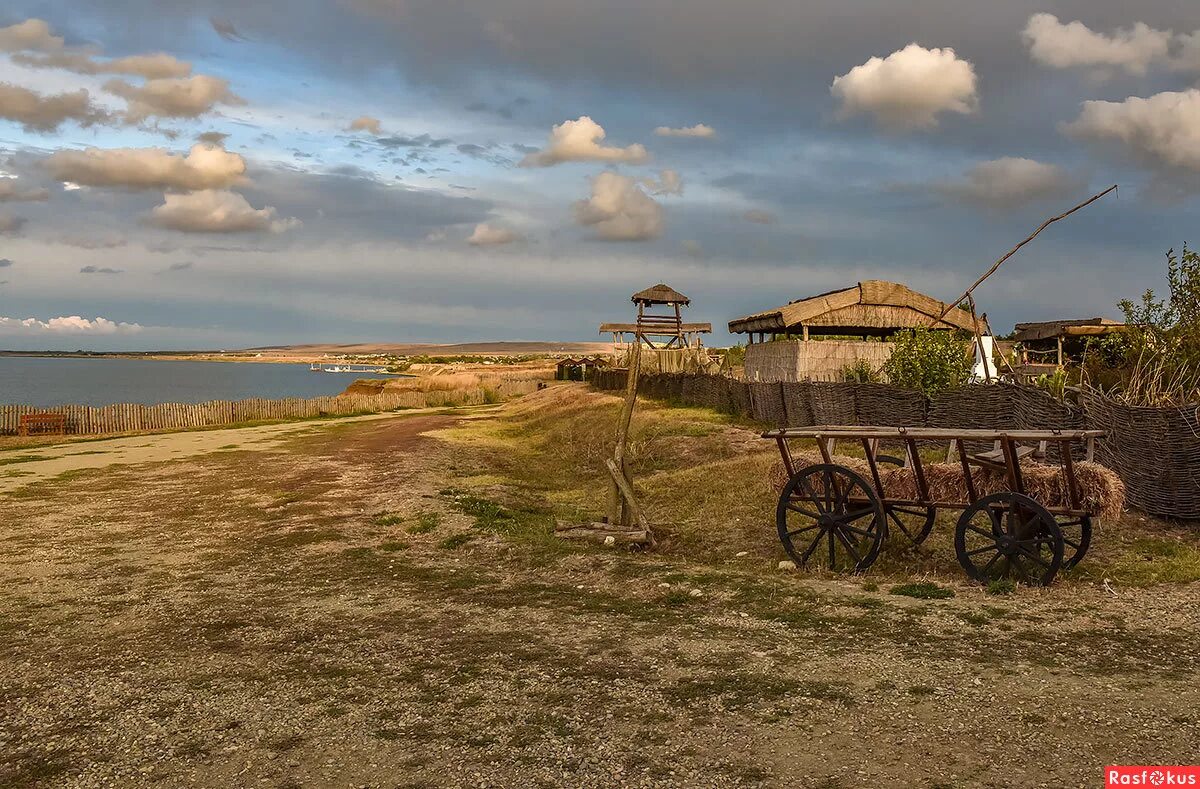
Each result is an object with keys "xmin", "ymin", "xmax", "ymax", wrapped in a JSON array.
[{"xmin": 17, "ymin": 412, "xmax": 67, "ymax": 437}]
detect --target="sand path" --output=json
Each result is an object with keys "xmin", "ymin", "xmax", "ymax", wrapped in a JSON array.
[{"xmin": 0, "ymin": 411, "xmax": 426, "ymax": 494}]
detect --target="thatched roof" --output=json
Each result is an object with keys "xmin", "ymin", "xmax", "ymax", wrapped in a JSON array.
[
  {"xmin": 728, "ymin": 280, "xmax": 983, "ymax": 336},
  {"xmin": 632, "ymin": 283, "xmax": 689, "ymax": 305},
  {"xmin": 1012, "ymin": 317, "xmax": 1124, "ymax": 342}
]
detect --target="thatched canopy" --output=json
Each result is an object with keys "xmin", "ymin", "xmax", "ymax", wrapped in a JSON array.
[
  {"xmin": 1013, "ymin": 318, "xmax": 1124, "ymax": 342},
  {"xmin": 728, "ymin": 280, "xmax": 983, "ymax": 337},
  {"xmin": 632, "ymin": 283, "xmax": 690, "ymax": 306}
]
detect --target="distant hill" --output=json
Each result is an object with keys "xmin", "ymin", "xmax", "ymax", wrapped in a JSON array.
[{"xmin": 242, "ymin": 341, "xmax": 616, "ymax": 357}]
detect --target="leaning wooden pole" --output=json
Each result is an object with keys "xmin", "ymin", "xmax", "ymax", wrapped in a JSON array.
[
  {"xmin": 607, "ymin": 340, "xmax": 642, "ymax": 527},
  {"xmin": 934, "ymin": 185, "xmax": 1118, "ymax": 324}
]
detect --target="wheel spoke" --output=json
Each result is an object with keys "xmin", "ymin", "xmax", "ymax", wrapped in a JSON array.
[
  {"xmin": 888, "ymin": 511, "xmax": 916, "ymax": 541},
  {"xmin": 841, "ymin": 523, "xmax": 877, "ymax": 539},
  {"xmin": 786, "ymin": 524, "xmax": 822, "ymax": 538},
  {"xmin": 1015, "ymin": 544, "xmax": 1051, "ymax": 570},
  {"xmin": 800, "ymin": 528, "xmax": 825, "ymax": 564},
  {"xmin": 839, "ymin": 506, "xmax": 877, "ymax": 523},
  {"xmin": 966, "ymin": 524, "xmax": 996, "ymax": 540},
  {"xmin": 785, "ymin": 501, "xmax": 821, "ymax": 519},
  {"xmin": 798, "ymin": 476, "xmax": 824, "ymax": 515},
  {"xmin": 832, "ymin": 527, "xmax": 863, "ymax": 565},
  {"xmin": 964, "ymin": 545, "xmax": 996, "ymax": 557},
  {"xmin": 1010, "ymin": 554, "xmax": 1031, "ymax": 582},
  {"xmin": 827, "ymin": 528, "xmax": 836, "ymax": 567},
  {"xmin": 980, "ymin": 552, "xmax": 1002, "ymax": 575}
]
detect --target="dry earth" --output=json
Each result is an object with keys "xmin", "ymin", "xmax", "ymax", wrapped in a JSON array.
[{"xmin": 1, "ymin": 396, "xmax": 1198, "ymax": 788}]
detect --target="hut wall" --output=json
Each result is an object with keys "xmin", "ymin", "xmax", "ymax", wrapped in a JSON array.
[{"xmin": 744, "ymin": 340, "xmax": 893, "ymax": 382}]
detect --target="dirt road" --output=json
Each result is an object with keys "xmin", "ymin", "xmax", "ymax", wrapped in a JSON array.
[{"xmin": 1, "ymin": 405, "xmax": 1197, "ymax": 787}]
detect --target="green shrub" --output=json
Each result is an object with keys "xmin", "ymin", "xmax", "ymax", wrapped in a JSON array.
[
  {"xmin": 841, "ymin": 359, "xmax": 880, "ymax": 383},
  {"xmin": 986, "ymin": 578, "xmax": 1016, "ymax": 596},
  {"xmin": 882, "ymin": 328, "xmax": 972, "ymax": 395},
  {"xmin": 1110, "ymin": 244, "xmax": 1200, "ymax": 405}
]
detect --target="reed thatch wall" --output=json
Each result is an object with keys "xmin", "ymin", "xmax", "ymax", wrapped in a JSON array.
[{"xmin": 744, "ymin": 339, "xmax": 893, "ymax": 382}]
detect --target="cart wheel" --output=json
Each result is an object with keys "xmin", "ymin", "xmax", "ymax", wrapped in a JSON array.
[
  {"xmin": 955, "ymin": 492, "xmax": 1064, "ymax": 586},
  {"xmin": 776, "ymin": 464, "xmax": 885, "ymax": 573},
  {"xmin": 1055, "ymin": 515, "xmax": 1093, "ymax": 569},
  {"xmin": 874, "ymin": 455, "xmax": 935, "ymax": 544}
]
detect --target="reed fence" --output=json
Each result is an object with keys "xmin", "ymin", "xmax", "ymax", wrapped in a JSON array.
[
  {"xmin": 591, "ymin": 370, "xmax": 1200, "ymax": 520},
  {"xmin": 0, "ymin": 379, "xmax": 541, "ymax": 437}
]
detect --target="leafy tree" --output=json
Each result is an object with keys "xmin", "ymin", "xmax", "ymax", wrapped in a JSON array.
[{"xmin": 882, "ymin": 328, "xmax": 972, "ymax": 395}]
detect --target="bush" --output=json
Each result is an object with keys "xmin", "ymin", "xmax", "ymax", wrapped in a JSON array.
[
  {"xmin": 1110, "ymin": 244, "xmax": 1200, "ymax": 405},
  {"xmin": 841, "ymin": 359, "xmax": 880, "ymax": 383},
  {"xmin": 882, "ymin": 328, "xmax": 972, "ymax": 395}
]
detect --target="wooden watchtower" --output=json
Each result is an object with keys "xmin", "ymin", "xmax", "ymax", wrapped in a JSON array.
[{"xmin": 600, "ymin": 283, "xmax": 711, "ymax": 349}]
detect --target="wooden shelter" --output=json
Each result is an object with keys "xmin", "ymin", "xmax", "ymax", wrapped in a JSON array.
[
  {"xmin": 555, "ymin": 356, "xmax": 608, "ymax": 381},
  {"xmin": 728, "ymin": 280, "xmax": 987, "ymax": 382},
  {"xmin": 1012, "ymin": 317, "xmax": 1125, "ymax": 378},
  {"xmin": 599, "ymin": 283, "xmax": 712, "ymax": 349}
]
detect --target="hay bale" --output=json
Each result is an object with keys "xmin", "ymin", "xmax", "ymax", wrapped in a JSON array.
[{"xmin": 770, "ymin": 451, "xmax": 1124, "ymax": 521}]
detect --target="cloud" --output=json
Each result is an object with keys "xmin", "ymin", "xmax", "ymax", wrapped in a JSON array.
[
  {"xmin": 210, "ymin": 17, "xmax": 246, "ymax": 42},
  {"xmin": 1178, "ymin": 31, "xmax": 1200, "ymax": 73},
  {"xmin": 162, "ymin": 261, "xmax": 194, "ymax": 272},
  {"xmin": 79, "ymin": 265, "xmax": 123, "ymax": 274},
  {"xmin": 1062, "ymin": 90, "xmax": 1200, "ymax": 175},
  {"xmin": 56, "ymin": 234, "xmax": 127, "ymax": 249},
  {"xmin": 1022, "ymin": 14, "xmax": 1172, "ymax": 77},
  {"xmin": 105, "ymin": 75, "xmax": 244, "ymax": 122},
  {"xmin": 654, "ymin": 123, "xmax": 716, "ymax": 138},
  {"xmin": 519, "ymin": 116, "xmax": 648, "ymax": 167},
  {"xmin": 640, "ymin": 169, "xmax": 683, "ymax": 195},
  {"xmin": 348, "ymin": 115, "xmax": 383, "ymax": 135},
  {"xmin": 831, "ymin": 43, "xmax": 978, "ymax": 131},
  {"xmin": 0, "ymin": 315, "xmax": 143, "ymax": 335},
  {"xmin": 0, "ymin": 179, "xmax": 50, "ymax": 202},
  {"xmin": 933, "ymin": 157, "xmax": 1081, "ymax": 210},
  {"xmin": 572, "ymin": 171, "xmax": 663, "ymax": 241},
  {"xmin": 0, "ymin": 19, "xmax": 63, "ymax": 52},
  {"xmin": 13, "ymin": 51, "xmax": 193, "ymax": 80},
  {"xmin": 0, "ymin": 215, "xmax": 27, "ymax": 235},
  {"xmin": 147, "ymin": 190, "xmax": 301, "ymax": 233},
  {"xmin": 742, "ymin": 209, "xmax": 776, "ymax": 224},
  {"xmin": 0, "ymin": 83, "xmax": 109, "ymax": 132},
  {"xmin": 467, "ymin": 222, "xmax": 521, "ymax": 246},
  {"xmin": 43, "ymin": 144, "xmax": 248, "ymax": 191},
  {"xmin": 196, "ymin": 131, "xmax": 229, "ymax": 145},
  {"xmin": 0, "ymin": 258, "xmax": 12, "ymax": 267}
]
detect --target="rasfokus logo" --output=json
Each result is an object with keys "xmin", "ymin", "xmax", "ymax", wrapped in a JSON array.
[{"xmin": 1107, "ymin": 767, "xmax": 1200, "ymax": 787}]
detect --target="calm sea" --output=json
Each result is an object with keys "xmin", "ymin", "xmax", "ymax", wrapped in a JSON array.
[{"xmin": 0, "ymin": 357, "xmax": 379, "ymax": 407}]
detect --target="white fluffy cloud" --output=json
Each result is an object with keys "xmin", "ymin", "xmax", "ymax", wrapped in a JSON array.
[
  {"xmin": 348, "ymin": 116, "xmax": 383, "ymax": 135},
  {"xmin": 147, "ymin": 190, "xmax": 301, "ymax": 234},
  {"xmin": 934, "ymin": 157, "xmax": 1081, "ymax": 210},
  {"xmin": 640, "ymin": 169, "xmax": 682, "ymax": 195},
  {"xmin": 0, "ymin": 178, "xmax": 50, "ymax": 202},
  {"xmin": 467, "ymin": 222, "xmax": 520, "ymax": 246},
  {"xmin": 106, "ymin": 75, "xmax": 244, "ymax": 122},
  {"xmin": 0, "ymin": 83, "xmax": 109, "ymax": 132},
  {"xmin": 831, "ymin": 43, "xmax": 978, "ymax": 131},
  {"xmin": 44, "ymin": 144, "xmax": 248, "ymax": 191},
  {"xmin": 654, "ymin": 123, "xmax": 715, "ymax": 138},
  {"xmin": 0, "ymin": 19, "xmax": 63, "ymax": 52},
  {"xmin": 1023, "ymin": 14, "xmax": 1172, "ymax": 77},
  {"xmin": 572, "ymin": 171, "xmax": 663, "ymax": 241},
  {"xmin": 0, "ymin": 315, "xmax": 143, "ymax": 335},
  {"xmin": 519, "ymin": 116, "xmax": 648, "ymax": 167},
  {"xmin": 1062, "ymin": 89, "xmax": 1200, "ymax": 174}
]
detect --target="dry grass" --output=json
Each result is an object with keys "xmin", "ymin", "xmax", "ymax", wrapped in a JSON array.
[{"xmin": 439, "ymin": 384, "xmax": 1200, "ymax": 587}]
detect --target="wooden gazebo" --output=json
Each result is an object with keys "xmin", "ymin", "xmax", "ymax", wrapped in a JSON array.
[{"xmin": 1012, "ymin": 317, "xmax": 1125, "ymax": 378}]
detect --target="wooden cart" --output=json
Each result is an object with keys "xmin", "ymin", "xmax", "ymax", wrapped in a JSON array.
[{"xmin": 764, "ymin": 426, "xmax": 1107, "ymax": 586}]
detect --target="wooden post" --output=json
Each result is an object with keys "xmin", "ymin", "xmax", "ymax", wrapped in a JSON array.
[
  {"xmin": 607, "ymin": 339, "xmax": 642, "ymax": 526},
  {"xmin": 1056, "ymin": 335, "xmax": 1064, "ymax": 366},
  {"xmin": 967, "ymin": 294, "xmax": 991, "ymax": 383}
]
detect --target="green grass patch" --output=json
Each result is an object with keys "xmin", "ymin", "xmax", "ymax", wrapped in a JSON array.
[
  {"xmin": 889, "ymin": 582, "xmax": 955, "ymax": 600},
  {"xmin": 374, "ymin": 512, "xmax": 406, "ymax": 527},
  {"xmin": 406, "ymin": 511, "xmax": 441, "ymax": 534},
  {"xmin": 0, "ymin": 454, "xmax": 51, "ymax": 466},
  {"xmin": 986, "ymin": 578, "xmax": 1017, "ymax": 596},
  {"xmin": 439, "ymin": 533, "xmax": 474, "ymax": 550}
]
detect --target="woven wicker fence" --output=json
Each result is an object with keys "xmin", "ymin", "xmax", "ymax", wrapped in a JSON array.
[
  {"xmin": 590, "ymin": 371, "xmax": 1200, "ymax": 519},
  {"xmin": 1080, "ymin": 393, "xmax": 1200, "ymax": 518},
  {"xmin": 0, "ymin": 379, "xmax": 541, "ymax": 437}
]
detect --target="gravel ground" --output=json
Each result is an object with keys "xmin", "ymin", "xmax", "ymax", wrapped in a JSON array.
[{"xmin": 1, "ymin": 409, "xmax": 1198, "ymax": 788}]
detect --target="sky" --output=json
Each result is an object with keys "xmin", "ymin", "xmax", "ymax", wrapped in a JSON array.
[{"xmin": 0, "ymin": 2, "xmax": 1198, "ymax": 350}]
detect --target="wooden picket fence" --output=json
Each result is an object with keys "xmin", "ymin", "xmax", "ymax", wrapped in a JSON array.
[{"xmin": 0, "ymin": 380, "xmax": 542, "ymax": 437}]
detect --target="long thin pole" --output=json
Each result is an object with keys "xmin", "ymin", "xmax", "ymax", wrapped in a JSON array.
[{"xmin": 934, "ymin": 185, "xmax": 1118, "ymax": 324}]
